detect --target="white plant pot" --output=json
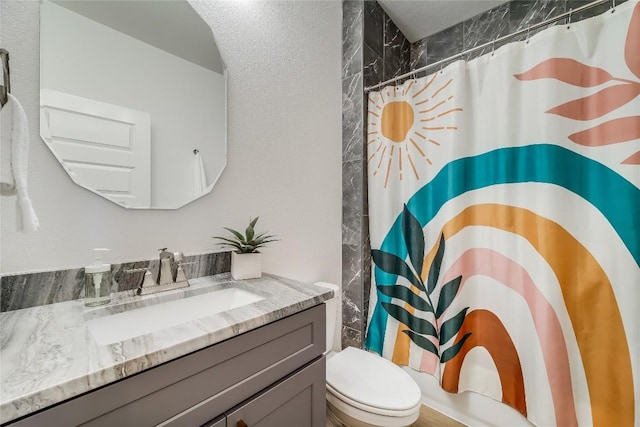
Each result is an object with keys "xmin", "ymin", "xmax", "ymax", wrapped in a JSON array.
[{"xmin": 231, "ymin": 252, "xmax": 262, "ymax": 280}]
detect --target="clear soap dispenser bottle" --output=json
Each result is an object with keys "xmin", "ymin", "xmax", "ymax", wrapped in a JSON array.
[{"xmin": 84, "ymin": 248, "xmax": 112, "ymax": 307}]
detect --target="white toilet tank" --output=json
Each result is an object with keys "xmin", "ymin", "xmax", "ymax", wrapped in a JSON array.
[{"xmin": 314, "ymin": 282, "xmax": 340, "ymax": 353}]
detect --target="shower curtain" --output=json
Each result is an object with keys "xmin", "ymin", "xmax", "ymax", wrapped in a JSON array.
[{"xmin": 364, "ymin": 2, "xmax": 639, "ymax": 426}]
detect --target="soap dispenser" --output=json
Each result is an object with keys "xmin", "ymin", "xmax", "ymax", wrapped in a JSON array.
[{"xmin": 84, "ymin": 248, "xmax": 112, "ymax": 307}]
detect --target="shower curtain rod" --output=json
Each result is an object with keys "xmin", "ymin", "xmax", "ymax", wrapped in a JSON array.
[{"xmin": 365, "ymin": 0, "xmax": 613, "ymax": 92}]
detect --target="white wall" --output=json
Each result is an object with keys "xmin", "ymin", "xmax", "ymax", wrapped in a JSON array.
[
  {"xmin": 0, "ymin": 0, "xmax": 342, "ymax": 291},
  {"xmin": 40, "ymin": 1, "xmax": 226, "ymax": 208}
]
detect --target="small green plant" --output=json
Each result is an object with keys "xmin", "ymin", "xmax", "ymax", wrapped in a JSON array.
[{"xmin": 213, "ymin": 217, "xmax": 279, "ymax": 254}]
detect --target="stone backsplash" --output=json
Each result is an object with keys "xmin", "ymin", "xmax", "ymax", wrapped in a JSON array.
[{"xmin": 0, "ymin": 251, "xmax": 231, "ymax": 312}]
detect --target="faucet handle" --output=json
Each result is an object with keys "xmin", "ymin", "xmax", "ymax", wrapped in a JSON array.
[
  {"xmin": 176, "ymin": 261, "xmax": 196, "ymax": 276},
  {"xmin": 125, "ymin": 267, "xmax": 154, "ymax": 295},
  {"xmin": 173, "ymin": 252, "xmax": 195, "ymax": 284},
  {"xmin": 173, "ymin": 252, "xmax": 195, "ymax": 264},
  {"xmin": 158, "ymin": 248, "xmax": 173, "ymax": 260}
]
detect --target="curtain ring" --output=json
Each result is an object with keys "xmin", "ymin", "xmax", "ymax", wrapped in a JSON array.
[
  {"xmin": 567, "ymin": 8, "xmax": 573, "ymax": 28},
  {"xmin": 526, "ymin": 27, "xmax": 531, "ymax": 44}
]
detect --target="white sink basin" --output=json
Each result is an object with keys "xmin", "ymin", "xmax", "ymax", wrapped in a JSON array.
[{"xmin": 86, "ymin": 288, "xmax": 263, "ymax": 345}]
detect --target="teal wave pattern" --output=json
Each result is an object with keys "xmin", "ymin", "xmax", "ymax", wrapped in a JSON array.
[{"xmin": 365, "ymin": 144, "xmax": 640, "ymax": 354}]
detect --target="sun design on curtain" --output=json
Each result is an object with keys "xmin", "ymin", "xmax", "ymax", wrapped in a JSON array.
[{"xmin": 367, "ymin": 74, "xmax": 463, "ymax": 188}]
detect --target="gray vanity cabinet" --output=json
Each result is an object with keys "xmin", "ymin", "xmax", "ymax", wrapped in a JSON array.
[
  {"xmin": 201, "ymin": 416, "xmax": 226, "ymax": 427},
  {"xmin": 5, "ymin": 304, "xmax": 326, "ymax": 427},
  {"xmin": 224, "ymin": 357, "xmax": 325, "ymax": 427}
]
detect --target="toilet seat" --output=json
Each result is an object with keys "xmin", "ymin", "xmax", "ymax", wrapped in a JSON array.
[
  {"xmin": 326, "ymin": 347, "xmax": 421, "ymax": 426},
  {"xmin": 326, "ymin": 383, "xmax": 421, "ymax": 417},
  {"xmin": 326, "ymin": 391, "xmax": 421, "ymax": 427}
]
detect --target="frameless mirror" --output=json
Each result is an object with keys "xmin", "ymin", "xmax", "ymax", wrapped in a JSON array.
[{"xmin": 39, "ymin": 0, "xmax": 226, "ymax": 209}]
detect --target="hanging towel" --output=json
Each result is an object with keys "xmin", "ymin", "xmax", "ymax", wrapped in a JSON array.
[
  {"xmin": 0, "ymin": 62, "xmax": 5, "ymax": 104},
  {"xmin": 193, "ymin": 151, "xmax": 207, "ymax": 197},
  {"xmin": 1, "ymin": 93, "xmax": 39, "ymax": 232}
]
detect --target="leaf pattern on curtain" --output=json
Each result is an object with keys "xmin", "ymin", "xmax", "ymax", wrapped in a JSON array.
[
  {"xmin": 515, "ymin": 2, "xmax": 640, "ymax": 164},
  {"xmin": 372, "ymin": 205, "xmax": 470, "ymax": 362}
]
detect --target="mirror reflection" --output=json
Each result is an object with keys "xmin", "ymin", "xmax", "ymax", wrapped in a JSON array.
[{"xmin": 39, "ymin": 0, "xmax": 227, "ymax": 209}]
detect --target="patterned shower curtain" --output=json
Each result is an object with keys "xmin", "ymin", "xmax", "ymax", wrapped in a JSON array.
[{"xmin": 364, "ymin": 2, "xmax": 639, "ymax": 426}]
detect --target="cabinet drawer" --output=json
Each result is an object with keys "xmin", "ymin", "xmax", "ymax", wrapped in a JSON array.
[
  {"xmin": 226, "ymin": 357, "xmax": 326, "ymax": 427},
  {"xmin": 201, "ymin": 415, "xmax": 225, "ymax": 427},
  {"xmin": 8, "ymin": 304, "xmax": 325, "ymax": 427}
]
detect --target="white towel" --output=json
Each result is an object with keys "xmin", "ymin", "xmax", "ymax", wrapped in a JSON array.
[
  {"xmin": 1, "ymin": 93, "xmax": 39, "ymax": 232},
  {"xmin": 193, "ymin": 151, "xmax": 207, "ymax": 196}
]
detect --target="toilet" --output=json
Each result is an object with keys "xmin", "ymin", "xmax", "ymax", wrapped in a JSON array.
[{"xmin": 315, "ymin": 283, "xmax": 422, "ymax": 427}]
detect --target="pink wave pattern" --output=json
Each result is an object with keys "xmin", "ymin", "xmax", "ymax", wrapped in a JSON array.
[{"xmin": 423, "ymin": 248, "xmax": 578, "ymax": 427}]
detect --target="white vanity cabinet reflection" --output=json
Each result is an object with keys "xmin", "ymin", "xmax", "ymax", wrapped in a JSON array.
[{"xmin": 5, "ymin": 305, "xmax": 326, "ymax": 427}]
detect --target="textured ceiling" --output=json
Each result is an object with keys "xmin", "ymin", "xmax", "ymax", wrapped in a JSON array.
[{"xmin": 378, "ymin": 0, "xmax": 509, "ymax": 43}]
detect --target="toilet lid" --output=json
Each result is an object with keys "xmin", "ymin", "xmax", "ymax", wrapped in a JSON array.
[{"xmin": 326, "ymin": 347, "xmax": 421, "ymax": 411}]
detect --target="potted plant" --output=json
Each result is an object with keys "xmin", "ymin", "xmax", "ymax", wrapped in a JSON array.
[{"xmin": 213, "ymin": 217, "xmax": 279, "ymax": 280}]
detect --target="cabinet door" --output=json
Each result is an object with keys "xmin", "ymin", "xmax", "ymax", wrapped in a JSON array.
[{"xmin": 226, "ymin": 357, "xmax": 325, "ymax": 427}]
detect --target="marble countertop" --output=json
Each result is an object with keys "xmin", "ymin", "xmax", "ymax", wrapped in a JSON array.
[{"xmin": 0, "ymin": 273, "xmax": 333, "ymax": 424}]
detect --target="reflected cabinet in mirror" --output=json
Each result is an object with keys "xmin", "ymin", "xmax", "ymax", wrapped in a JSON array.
[{"xmin": 39, "ymin": 0, "xmax": 226, "ymax": 209}]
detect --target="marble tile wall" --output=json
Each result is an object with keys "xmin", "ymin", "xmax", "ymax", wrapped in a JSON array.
[
  {"xmin": 410, "ymin": 0, "xmax": 627, "ymax": 71},
  {"xmin": 342, "ymin": 0, "xmax": 365, "ymax": 349},
  {"xmin": 342, "ymin": 0, "xmax": 623, "ymax": 349},
  {"xmin": 0, "ymin": 252, "xmax": 231, "ymax": 312},
  {"xmin": 342, "ymin": 0, "xmax": 409, "ymax": 349}
]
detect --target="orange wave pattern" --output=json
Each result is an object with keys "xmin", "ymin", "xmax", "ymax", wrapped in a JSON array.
[
  {"xmin": 391, "ymin": 203, "xmax": 633, "ymax": 426},
  {"xmin": 437, "ymin": 248, "xmax": 578, "ymax": 426},
  {"xmin": 441, "ymin": 309, "xmax": 527, "ymax": 417}
]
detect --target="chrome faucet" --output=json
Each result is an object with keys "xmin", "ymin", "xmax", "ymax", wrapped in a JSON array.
[
  {"xmin": 157, "ymin": 248, "xmax": 175, "ymax": 285},
  {"xmin": 126, "ymin": 249, "xmax": 194, "ymax": 296}
]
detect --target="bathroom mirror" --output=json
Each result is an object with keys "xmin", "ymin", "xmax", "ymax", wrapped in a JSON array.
[{"xmin": 39, "ymin": 0, "xmax": 227, "ymax": 209}]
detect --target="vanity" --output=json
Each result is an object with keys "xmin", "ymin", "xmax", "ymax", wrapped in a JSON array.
[
  {"xmin": 0, "ymin": 274, "xmax": 333, "ymax": 426},
  {"xmin": 3, "ymin": 2, "xmax": 331, "ymax": 425}
]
